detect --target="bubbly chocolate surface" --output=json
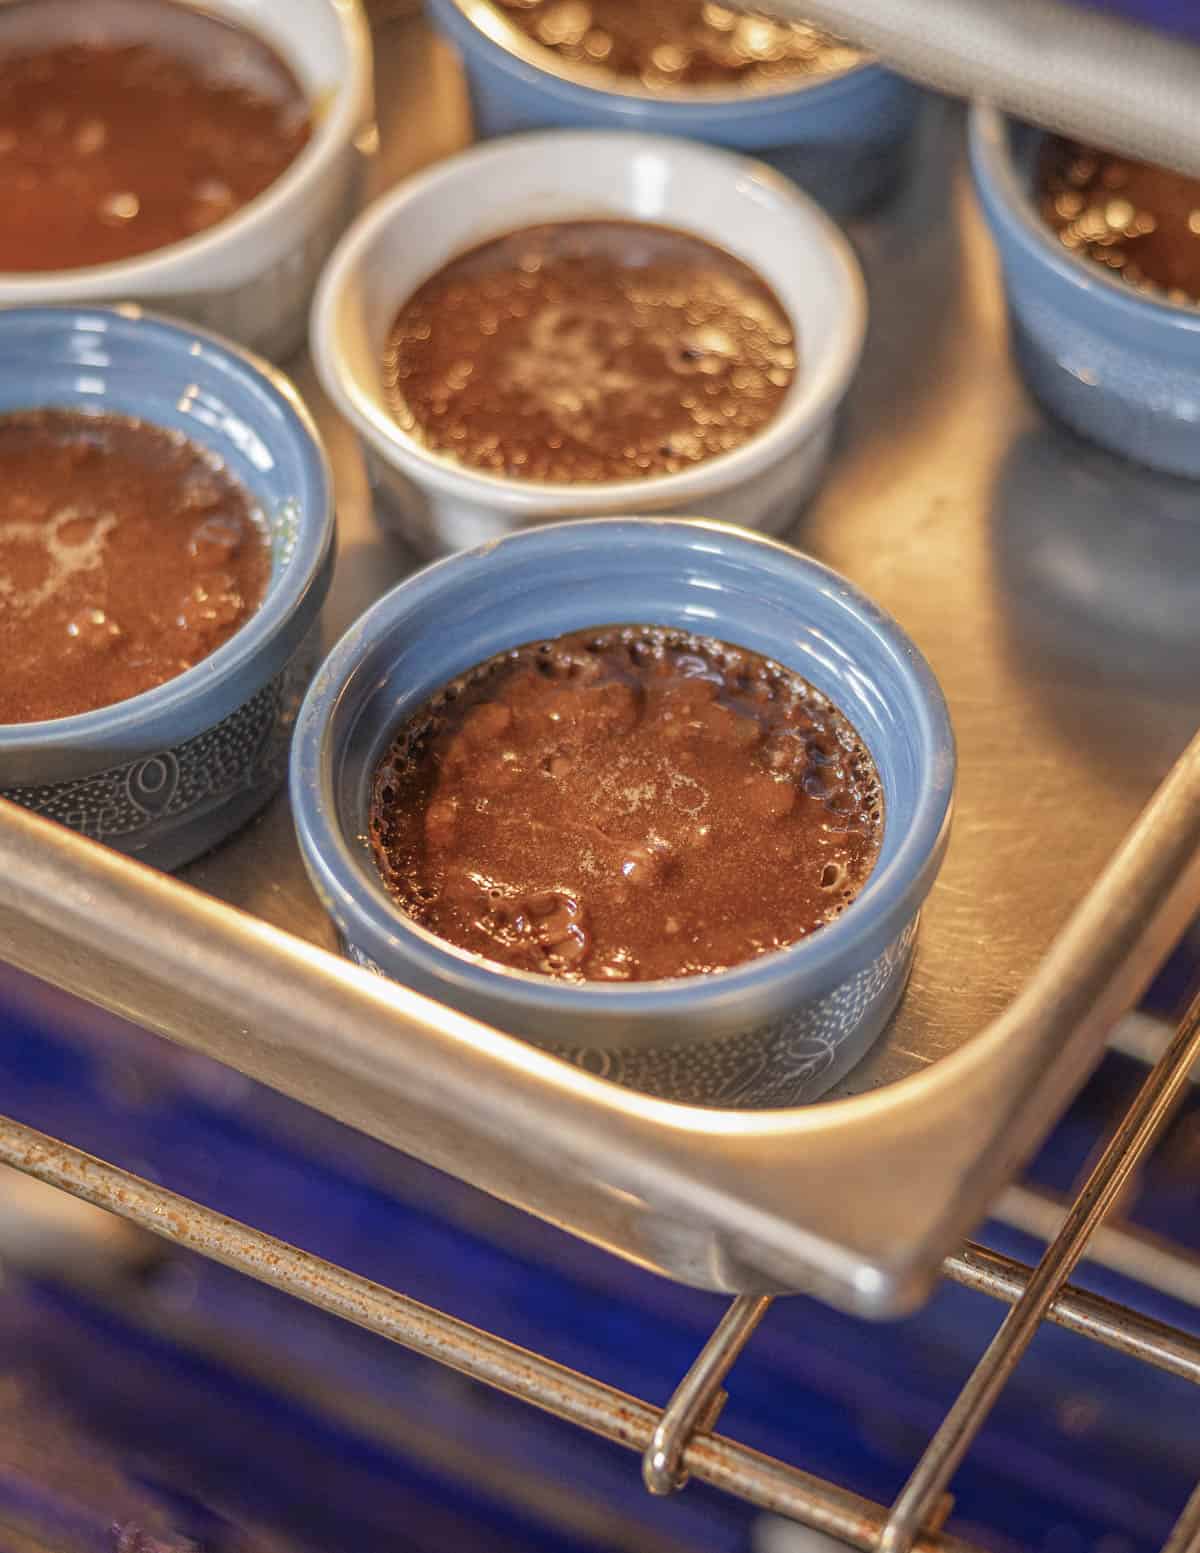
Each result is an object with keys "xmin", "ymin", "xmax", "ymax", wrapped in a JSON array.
[
  {"xmin": 383, "ymin": 221, "xmax": 796, "ymax": 484},
  {"xmin": 1037, "ymin": 136, "xmax": 1200, "ymax": 307},
  {"xmin": 0, "ymin": 409, "xmax": 271, "ymax": 724},
  {"xmin": 369, "ymin": 627, "xmax": 883, "ymax": 983},
  {"xmin": 489, "ymin": 0, "xmax": 860, "ymax": 90},
  {"xmin": 0, "ymin": 0, "xmax": 311, "ymax": 273}
]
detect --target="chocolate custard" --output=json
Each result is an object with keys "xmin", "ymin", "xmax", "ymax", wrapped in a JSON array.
[
  {"xmin": 0, "ymin": 409, "xmax": 270, "ymax": 724},
  {"xmin": 1038, "ymin": 136, "xmax": 1200, "ymax": 307},
  {"xmin": 369, "ymin": 627, "xmax": 883, "ymax": 982},
  {"xmin": 383, "ymin": 221, "xmax": 797, "ymax": 484},
  {"xmin": 491, "ymin": 0, "xmax": 860, "ymax": 91},
  {"xmin": 0, "ymin": 0, "xmax": 311, "ymax": 273}
]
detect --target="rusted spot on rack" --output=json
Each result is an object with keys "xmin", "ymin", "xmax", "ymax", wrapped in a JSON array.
[
  {"xmin": 5, "ymin": 1096, "xmax": 1200, "ymax": 1551},
  {"xmin": 0, "ymin": 1112, "xmax": 973, "ymax": 1553},
  {"xmin": 945, "ymin": 1241, "xmax": 1200, "ymax": 1385}
]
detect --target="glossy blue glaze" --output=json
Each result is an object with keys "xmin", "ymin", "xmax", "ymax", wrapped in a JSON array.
[
  {"xmin": 426, "ymin": 0, "xmax": 921, "ymax": 216},
  {"xmin": 970, "ymin": 106, "xmax": 1200, "ymax": 478},
  {"xmin": 291, "ymin": 519, "xmax": 954, "ymax": 1108},
  {"xmin": 0, "ymin": 307, "xmax": 335, "ymax": 871}
]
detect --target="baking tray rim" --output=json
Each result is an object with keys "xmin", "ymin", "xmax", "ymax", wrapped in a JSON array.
[{"xmin": 3, "ymin": 720, "xmax": 1199, "ymax": 1316}]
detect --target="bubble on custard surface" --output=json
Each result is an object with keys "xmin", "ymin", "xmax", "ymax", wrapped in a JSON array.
[
  {"xmin": 803, "ymin": 763, "xmax": 842, "ymax": 800},
  {"xmin": 619, "ymin": 837, "xmax": 672, "ymax": 886},
  {"xmin": 555, "ymin": 648, "xmax": 601, "ymax": 682},
  {"xmin": 526, "ymin": 890, "xmax": 590, "ymax": 963},
  {"xmin": 703, "ymin": 2, "xmax": 739, "ymax": 29},
  {"xmin": 672, "ymin": 650, "xmax": 722, "ymax": 684},
  {"xmin": 595, "ymin": 958, "xmax": 632, "ymax": 980},
  {"xmin": 763, "ymin": 732, "xmax": 806, "ymax": 774},
  {"xmin": 98, "ymin": 191, "xmax": 140, "ymax": 226},
  {"xmin": 827, "ymin": 789, "xmax": 861, "ymax": 820},
  {"xmin": 66, "ymin": 607, "xmax": 122, "ymax": 652},
  {"xmin": 545, "ymin": 934, "xmax": 588, "ymax": 970},
  {"xmin": 807, "ymin": 732, "xmax": 841, "ymax": 766},
  {"xmin": 582, "ymin": 28, "xmax": 612, "ymax": 59},
  {"xmin": 176, "ymin": 574, "xmax": 243, "ymax": 631},
  {"xmin": 187, "ymin": 513, "xmax": 244, "ymax": 566}
]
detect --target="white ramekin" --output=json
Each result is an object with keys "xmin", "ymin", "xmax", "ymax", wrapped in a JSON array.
[
  {"xmin": 0, "ymin": 0, "xmax": 375, "ymax": 361},
  {"xmin": 311, "ymin": 130, "xmax": 867, "ymax": 554}
]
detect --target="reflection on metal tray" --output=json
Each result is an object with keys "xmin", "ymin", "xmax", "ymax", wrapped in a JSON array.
[{"xmin": 2, "ymin": 25, "xmax": 1200, "ymax": 1315}]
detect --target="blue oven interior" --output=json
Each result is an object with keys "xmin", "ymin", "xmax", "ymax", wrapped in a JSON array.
[{"xmin": 2, "ymin": 941, "xmax": 1198, "ymax": 1553}]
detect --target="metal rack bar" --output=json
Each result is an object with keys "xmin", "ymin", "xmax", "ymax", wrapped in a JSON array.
[
  {"xmin": 943, "ymin": 1243, "xmax": 1200, "ymax": 1385},
  {"xmin": 4, "ymin": 1095, "xmax": 1200, "ymax": 1553},
  {"xmin": 880, "ymin": 985, "xmax": 1200, "ymax": 1553},
  {"xmin": 1164, "ymin": 1481, "xmax": 1200, "ymax": 1553},
  {"xmin": 996, "ymin": 1183, "xmax": 1200, "ymax": 1309},
  {"xmin": 4, "ymin": 985, "xmax": 1200, "ymax": 1553},
  {"xmin": 643, "ymin": 1294, "xmax": 772, "ymax": 1495},
  {"xmin": 0, "ymin": 1114, "xmax": 978, "ymax": 1553}
]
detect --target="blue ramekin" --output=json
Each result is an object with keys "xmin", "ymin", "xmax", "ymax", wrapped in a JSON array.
[
  {"xmin": 427, "ymin": 0, "xmax": 921, "ymax": 217},
  {"xmin": 0, "ymin": 306, "xmax": 336, "ymax": 871},
  {"xmin": 970, "ymin": 105, "xmax": 1200, "ymax": 478},
  {"xmin": 291, "ymin": 519, "xmax": 954, "ymax": 1109}
]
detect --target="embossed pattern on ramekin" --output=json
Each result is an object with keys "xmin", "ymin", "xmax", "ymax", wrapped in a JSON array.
[
  {"xmin": 2, "ymin": 654, "xmax": 310, "ymax": 854},
  {"xmin": 346, "ymin": 919, "xmax": 917, "ymax": 1108},
  {"xmin": 547, "ymin": 919, "xmax": 917, "ymax": 1106}
]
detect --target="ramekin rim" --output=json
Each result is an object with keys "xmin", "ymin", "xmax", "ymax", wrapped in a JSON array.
[
  {"xmin": 0, "ymin": 304, "xmax": 335, "ymax": 753},
  {"xmin": 290, "ymin": 517, "xmax": 956, "ymax": 1014},
  {"xmin": 440, "ymin": 0, "xmax": 882, "ymax": 112},
  {"xmin": 0, "ymin": 0, "xmax": 374, "ymax": 296},
  {"xmin": 310, "ymin": 129, "xmax": 868, "ymax": 514},
  {"xmin": 968, "ymin": 101, "xmax": 1200, "ymax": 336}
]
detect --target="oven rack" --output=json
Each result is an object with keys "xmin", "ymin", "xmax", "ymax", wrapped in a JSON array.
[{"xmin": 5, "ymin": 983, "xmax": 1199, "ymax": 1553}]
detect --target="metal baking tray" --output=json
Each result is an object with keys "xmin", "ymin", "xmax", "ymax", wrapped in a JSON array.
[{"xmin": 4, "ymin": 18, "xmax": 1200, "ymax": 1318}]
